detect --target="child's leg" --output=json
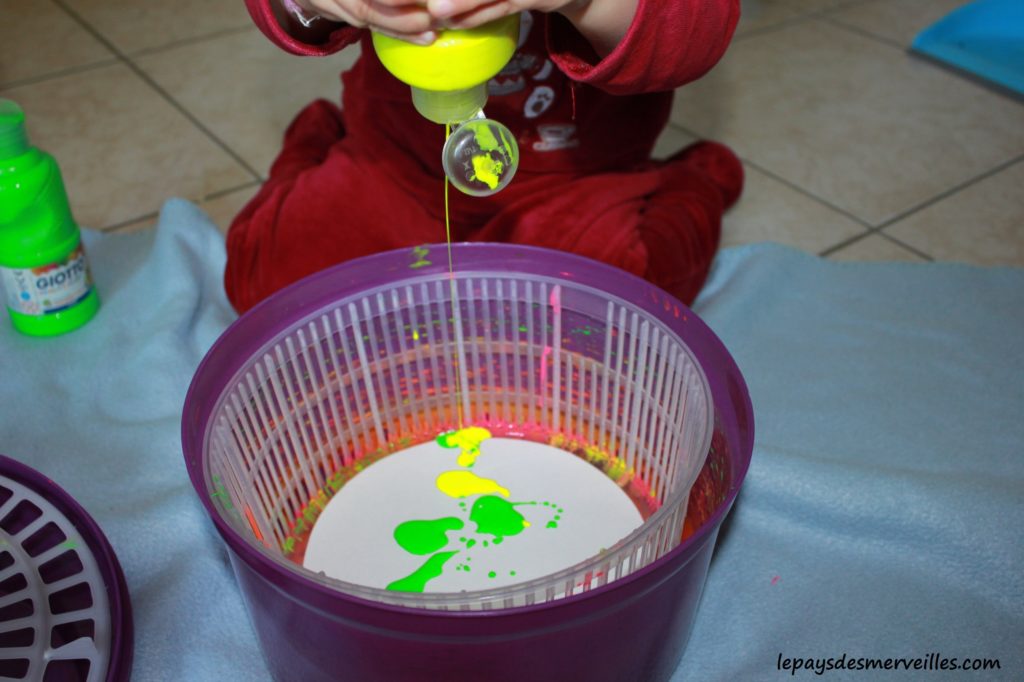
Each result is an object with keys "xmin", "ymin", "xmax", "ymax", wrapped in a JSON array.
[
  {"xmin": 470, "ymin": 141, "xmax": 742, "ymax": 305},
  {"xmin": 225, "ymin": 100, "xmax": 443, "ymax": 313}
]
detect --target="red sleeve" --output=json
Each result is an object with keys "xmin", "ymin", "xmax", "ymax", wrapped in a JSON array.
[
  {"xmin": 244, "ymin": 0, "xmax": 362, "ymax": 55},
  {"xmin": 546, "ymin": 0, "xmax": 740, "ymax": 95}
]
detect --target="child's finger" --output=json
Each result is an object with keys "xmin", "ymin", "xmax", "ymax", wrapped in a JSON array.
[
  {"xmin": 326, "ymin": 0, "xmax": 435, "ymax": 35},
  {"xmin": 434, "ymin": 2, "xmax": 514, "ymax": 29},
  {"xmin": 373, "ymin": 28, "xmax": 439, "ymax": 45},
  {"xmin": 426, "ymin": 0, "xmax": 509, "ymax": 21},
  {"xmin": 363, "ymin": 1, "xmax": 435, "ymax": 33}
]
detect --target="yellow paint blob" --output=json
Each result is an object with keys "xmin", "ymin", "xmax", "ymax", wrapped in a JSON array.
[
  {"xmin": 470, "ymin": 154, "xmax": 503, "ymax": 190},
  {"xmin": 436, "ymin": 470, "xmax": 510, "ymax": 499},
  {"xmin": 473, "ymin": 124, "xmax": 499, "ymax": 152},
  {"xmin": 437, "ymin": 426, "xmax": 493, "ymax": 467}
]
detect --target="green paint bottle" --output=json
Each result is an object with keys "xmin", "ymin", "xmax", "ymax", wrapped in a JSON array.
[{"xmin": 0, "ymin": 99, "xmax": 99, "ymax": 336}]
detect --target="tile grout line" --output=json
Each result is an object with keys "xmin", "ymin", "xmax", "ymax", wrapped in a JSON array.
[
  {"xmin": 873, "ymin": 232, "xmax": 935, "ymax": 261},
  {"xmin": 0, "ymin": 28, "xmax": 256, "ymax": 92},
  {"xmin": 817, "ymin": 231, "xmax": 871, "ymax": 258},
  {"xmin": 205, "ymin": 180, "xmax": 262, "ymax": 201},
  {"xmin": 50, "ymin": 0, "xmax": 264, "ymax": 183},
  {"xmin": 815, "ymin": 15, "xmax": 908, "ymax": 52},
  {"xmin": 819, "ymin": 13, "xmax": 1024, "ymax": 103},
  {"xmin": 102, "ymin": 211, "xmax": 159, "ymax": 233},
  {"xmin": 667, "ymin": 122, "xmax": 905, "ymax": 260},
  {"xmin": 871, "ymin": 153, "xmax": 1024, "ymax": 232},
  {"xmin": 731, "ymin": 14, "xmax": 816, "ymax": 43},
  {"xmin": 730, "ymin": 0, "xmax": 872, "ymax": 44},
  {"xmin": 673, "ymin": 123, "xmax": 1023, "ymax": 261},
  {"xmin": 818, "ymin": 230, "xmax": 933, "ymax": 261},
  {"xmin": 0, "ymin": 58, "xmax": 122, "ymax": 93},
  {"xmin": 671, "ymin": 123, "xmax": 877, "ymax": 230},
  {"xmin": 99, "ymin": 180, "xmax": 263, "ymax": 232},
  {"xmin": 129, "ymin": 25, "xmax": 256, "ymax": 59},
  {"xmin": 820, "ymin": 152, "xmax": 1024, "ymax": 260}
]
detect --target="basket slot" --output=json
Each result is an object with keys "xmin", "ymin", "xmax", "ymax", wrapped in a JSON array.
[
  {"xmin": 306, "ymin": 320, "xmax": 347, "ymax": 472},
  {"xmin": 372, "ymin": 293, "xmax": 413, "ymax": 438}
]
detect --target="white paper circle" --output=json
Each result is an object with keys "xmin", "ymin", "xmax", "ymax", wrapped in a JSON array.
[{"xmin": 304, "ymin": 437, "xmax": 643, "ymax": 593}]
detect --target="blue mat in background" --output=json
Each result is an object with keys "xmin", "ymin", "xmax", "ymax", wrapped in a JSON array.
[
  {"xmin": 911, "ymin": 0, "xmax": 1024, "ymax": 97},
  {"xmin": 1, "ymin": 199, "xmax": 1021, "ymax": 680}
]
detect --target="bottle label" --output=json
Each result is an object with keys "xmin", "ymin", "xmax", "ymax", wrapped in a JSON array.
[{"xmin": 1, "ymin": 244, "xmax": 94, "ymax": 317}]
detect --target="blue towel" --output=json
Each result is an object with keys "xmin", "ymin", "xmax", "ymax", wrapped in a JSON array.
[{"xmin": 1, "ymin": 199, "xmax": 1021, "ymax": 680}]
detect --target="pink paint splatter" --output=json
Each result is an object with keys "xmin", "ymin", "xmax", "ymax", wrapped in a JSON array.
[
  {"xmin": 771, "ymin": 575, "xmax": 781, "ymax": 586},
  {"xmin": 539, "ymin": 345, "xmax": 552, "ymax": 408},
  {"xmin": 549, "ymin": 286, "xmax": 562, "ymax": 316}
]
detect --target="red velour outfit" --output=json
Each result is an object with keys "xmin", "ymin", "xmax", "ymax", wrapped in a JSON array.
[{"xmin": 228, "ymin": 1, "xmax": 743, "ymax": 313}]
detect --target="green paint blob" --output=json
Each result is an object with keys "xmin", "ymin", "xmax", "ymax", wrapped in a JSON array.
[
  {"xmin": 470, "ymin": 496, "xmax": 528, "ymax": 541},
  {"xmin": 488, "ymin": 571, "xmax": 497, "ymax": 579},
  {"xmin": 386, "ymin": 551, "xmax": 459, "ymax": 593},
  {"xmin": 393, "ymin": 517, "xmax": 464, "ymax": 556},
  {"xmin": 546, "ymin": 521, "xmax": 559, "ymax": 529}
]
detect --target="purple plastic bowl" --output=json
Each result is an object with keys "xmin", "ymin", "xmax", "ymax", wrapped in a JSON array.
[
  {"xmin": 182, "ymin": 244, "xmax": 753, "ymax": 682},
  {"xmin": 0, "ymin": 455, "xmax": 133, "ymax": 682}
]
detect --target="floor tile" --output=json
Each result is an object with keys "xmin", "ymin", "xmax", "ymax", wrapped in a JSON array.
[
  {"xmin": 1, "ymin": 64, "xmax": 252, "ymax": 229},
  {"xmin": 673, "ymin": 19, "xmax": 1024, "ymax": 227},
  {"xmin": 104, "ymin": 215, "xmax": 157, "ymax": 235},
  {"xmin": 735, "ymin": 0, "xmax": 809, "ymax": 38},
  {"xmin": 105, "ymin": 183, "xmax": 260, "ymax": 236},
  {"xmin": 0, "ymin": 0, "xmax": 113, "ymax": 87},
  {"xmin": 652, "ymin": 124, "xmax": 697, "ymax": 160},
  {"xmin": 827, "ymin": 233, "xmax": 927, "ymax": 262},
  {"xmin": 736, "ymin": 0, "xmax": 866, "ymax": 38},
  {"xmin": 136, "ymin": 29, "xmax": 357, "ymax": 178},
  {"xmin": 201, "ymin": 184, "xmax": 262, "ymax": 235},
  {"xmin": 825, "ymin": 0, "xmax": 967, "ymax": 48},
  {"xmin": 721, "ymin": 164, "xmax": 866, "ymax": 251},
  {"xmin": 62, "ymin": 0, "xmax": 252, "ymax": 55},
  {"xmin": 784, "ymin": 0, "xmax": 865, "ymax": 10},
  {"xmin": 885, "ymin": 160, "xmax": 1024, "ymax": 266}
]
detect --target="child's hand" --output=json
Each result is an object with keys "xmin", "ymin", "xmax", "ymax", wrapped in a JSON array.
[
  {"xmin": 425, "ymin": 0, "xmax": 637, "ymax": 56},
  {"xmin": 293, "ymin": 0, "xmax": 438, "ymax": 44}
]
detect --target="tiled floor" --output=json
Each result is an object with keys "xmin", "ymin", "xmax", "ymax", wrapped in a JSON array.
[{"xmin": 2, "ymin": 0, "xmax": 1022, "ymax": 264}]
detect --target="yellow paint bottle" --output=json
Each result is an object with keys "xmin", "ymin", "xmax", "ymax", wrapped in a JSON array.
[
  {"xmin": 372, "ymin": 16, "xmax": 522, "ymax": 196},
  {"xmin": 372, "ymin": 16, "xmax": 520, "ymax": 125}
]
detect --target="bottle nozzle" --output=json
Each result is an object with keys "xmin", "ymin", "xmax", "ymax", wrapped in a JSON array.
[
  {"xmin": 0, "ymin": 99, "xmax": 30, "ymax": 160},
  {"xmin": 411, "ymin": 84, "xmax": 488, "ymax": 126}
]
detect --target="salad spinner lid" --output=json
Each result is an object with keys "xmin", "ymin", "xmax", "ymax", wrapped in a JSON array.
[{"xmin": 0, "ymin": 455, "xmax": 132, "ymax": 682}]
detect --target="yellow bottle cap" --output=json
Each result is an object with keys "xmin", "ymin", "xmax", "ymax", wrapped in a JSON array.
[{"xmin": 371, "ymin": 15, "xmax": 520, "ymax": 93}]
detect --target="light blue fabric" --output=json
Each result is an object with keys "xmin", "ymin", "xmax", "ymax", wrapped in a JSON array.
[
  {"xmin": 678, "ymin": 244, "xmax": 1024, "ymax": 679},
  {"xmin": 1, "ymin": 200, "xmax": 1021, "ymax": 680}
]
